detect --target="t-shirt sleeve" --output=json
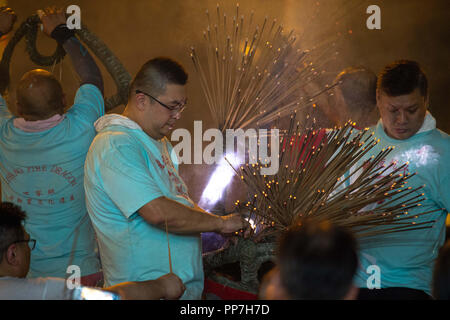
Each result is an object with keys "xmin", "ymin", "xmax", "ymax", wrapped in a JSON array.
[
  {"xmin": 67, "ymin": 83, "xmax": 105, "ymax": 124},
  {"xmin": 0, "ymin": 94, "xmax": 13, "ymax": 125},
  {"xmin": 99, "ymin": 142, "xmax": 164, "ymax": 218}
]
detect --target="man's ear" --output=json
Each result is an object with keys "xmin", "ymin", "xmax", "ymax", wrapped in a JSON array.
[{"xmin": 5, "ymin": 244, "xmax": 19, "ymax": 266}]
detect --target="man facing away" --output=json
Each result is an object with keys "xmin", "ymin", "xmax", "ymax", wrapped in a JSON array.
[
  {"xmin": 259, "ymin": 220, "xmax": 359, "ymax": 300},
  {"xmin": 0, "ymin": 7, "xmax": 102, "ymax": 284},
  {"xmin": 0, "ymin": 202, "xmax": 185, "ymax": 300},
  {"xmin": 84, "ymin": 57, "xmax": 249, "ymax": 299},
  {"xmin": 352, "ymin": 60, "xmax": 450, "ymax": 299}
]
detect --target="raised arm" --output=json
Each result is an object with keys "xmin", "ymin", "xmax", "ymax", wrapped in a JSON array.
[
  {"xmin": 38, "ymin": 7, "xmax": 104, "ymax": 94},
  {"xmin": 0, "ymin": 7, "xmax": 17, "ymax": 94}
]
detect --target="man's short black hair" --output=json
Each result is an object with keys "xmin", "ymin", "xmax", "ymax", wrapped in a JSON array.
[
  {"xmin": 432, "ymin": 240, "xmax": 450, "ymax": 300},
  {"xmin": 0, "ymin": 202, "xmax": 27, "ymax": 263},
  {"xmin": 377, "ymin": 60, "xmax": 428, "ymax": 98},
  {"xmin": 128, "ymin": 57, "xmax": 188, "ymax": 99},
  {"xmin": 277, "ymin": 220, "xmax": 358, "ymax": 299}
]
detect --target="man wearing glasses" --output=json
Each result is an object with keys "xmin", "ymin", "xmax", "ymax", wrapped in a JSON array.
[
  {"xmin": 84, "ymin": 57, "xmax": 248, "ymax": 299},
  {"xmin": 0, "ymin": 202, "xmax": 186, "ymax": 299}
]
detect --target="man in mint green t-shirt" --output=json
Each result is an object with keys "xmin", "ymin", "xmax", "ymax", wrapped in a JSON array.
[
  {"xmin": 84, "ymin": 57, "xmax": 249, "ymax": 299},
  {"xmin": 354, "ymin": 60, "xmax": 450, "ymax": 299},
  {"xmin": 0, "ymin": 8, "xmax": 103, "ymax": 283}
]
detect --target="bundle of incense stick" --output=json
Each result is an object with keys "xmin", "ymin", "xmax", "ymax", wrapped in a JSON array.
[
  {"xmin": 229, "ymin": 118, "xmax": 436, "ymax": 242},
  {"xmin": 190, "ymin": 3, "xmax": 333, "ymax": 132}
]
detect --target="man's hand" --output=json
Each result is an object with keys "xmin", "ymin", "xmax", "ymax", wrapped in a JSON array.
[
  {"xmin": 156, "ymin": 273, "xmax": 186, "ymax": 300},
  {"xmin": 0, "ymin": 7, "xmax": 17, "ymax": 35},
  {"xmin": 37, "ymin": 7, "xmax": 66, "ymax": 37},
  {"xmin": 219, "ymin": 213, "xmax": 251, "ymax": 235}
]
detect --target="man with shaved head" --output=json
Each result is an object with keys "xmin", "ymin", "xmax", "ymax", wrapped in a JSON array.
[{"xmin": 0, "ymin": 7, "xmax": 103, "ymax": 285}]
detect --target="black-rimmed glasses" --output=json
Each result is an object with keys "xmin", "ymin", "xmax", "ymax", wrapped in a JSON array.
[{"xmin": 135, "ymin": 90, "xmax": 187, "ymax": 115}]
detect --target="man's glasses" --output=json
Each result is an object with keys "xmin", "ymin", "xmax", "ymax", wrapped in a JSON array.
[
  {"xmin": 14, "ymin": 239, "xmax": 36, "ymax": 251},
  {"xmin": 135, "ymin": 90, "xmax": 187, "ymax": 115}
]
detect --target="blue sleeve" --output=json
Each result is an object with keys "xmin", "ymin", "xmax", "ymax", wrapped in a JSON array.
[
  {"xmin": 0, "ymin": 94, "xmax": 13, "ymax": 126},
  {"xmin": 99, "ymin": 142, "xmax": 164, "ymax": 218},
  {"xmin": 438, "ymin": 171, "xmax": 450, "ymax": 213},
  {"xmin": 67, "ymin": 84, "xmax": 105, "ymax": 124}
]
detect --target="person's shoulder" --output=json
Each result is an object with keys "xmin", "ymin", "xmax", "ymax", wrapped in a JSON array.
[
  {"xmin": 413, "ymin": 130, "xmax": 450, "ymax": 172},
  {"xmin": 0, "ymin": 276, "xmax": 20, "ymax": 283}
]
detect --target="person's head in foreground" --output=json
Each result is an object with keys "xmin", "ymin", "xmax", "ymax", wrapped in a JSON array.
[
  {"xmin": 377, "ymin": 60, "xmax": 428, "ymax": 140},
  {"xmin": 432, "ymin": 240, "xmax": 450, "ymax": 300},
  {"xmin": 260, "ymin": 220, "xmax": 359, "ymax": 300},
  {"xmin": 124, "ymin": 57, "xmax": 188, "ymax": 140},
  {"xmin": 0, "ymin": 202, "xmax": 32, "ymax": 278}
]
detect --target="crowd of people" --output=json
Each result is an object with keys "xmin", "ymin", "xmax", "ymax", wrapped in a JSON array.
[{"xmin": 0, "ymin": 6, "xmax": 449, "ymax": 300}]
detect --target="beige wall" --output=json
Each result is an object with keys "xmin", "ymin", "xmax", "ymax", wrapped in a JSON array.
[{"xmin": 5, "ymin": 0, "xmax": 449, "ymax": 133}]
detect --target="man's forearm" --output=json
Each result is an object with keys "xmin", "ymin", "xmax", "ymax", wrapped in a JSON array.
[
  {"xmin": 105, "ymin": 280, "xmax": 165, "ymax": 300},
  {"xmin": 139, "ymin": 197, "xmax": 223, "ymax": 235},
  {"xmin": 63, "ymin": 36, "xmax": 104, "ymax": 94}
]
